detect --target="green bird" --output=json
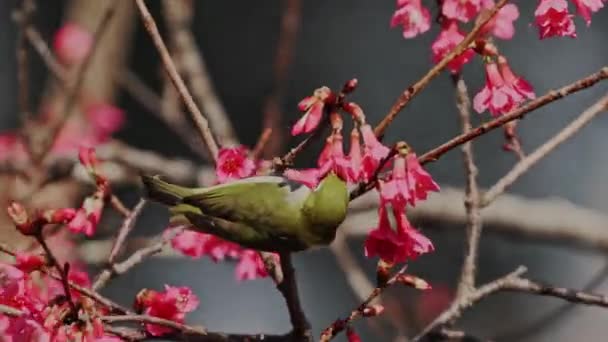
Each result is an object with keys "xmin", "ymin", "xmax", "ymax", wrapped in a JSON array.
[{"xmin": 141, "ymin": 173, "xmax": 349, "ymax": 252}]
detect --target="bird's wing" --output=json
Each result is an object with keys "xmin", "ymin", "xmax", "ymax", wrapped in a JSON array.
[{"xmin": 182, "ymin": 176, "xmax": 309, "ymax": 232}]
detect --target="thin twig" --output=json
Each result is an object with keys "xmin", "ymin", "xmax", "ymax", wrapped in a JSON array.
[
  {"xmin": 134, "ymin": 0, "xmax": 220, "ymax": 161},
  {"xmin": 502, "ymin": 278, "xmax": 608, "ymax": 308},
  {"xmin": 162, "ymin": 0, "xmax": 238, "ymax": 146},
  {"xmin": 92, "ymin": 198, "xmax": 147, "ymax": 290},
  {"xmin": 418, "ymin": 67, "xmax": 608, "ymax": 166},
  {"xmin": 101, "ymin": 314, "xmax": 207, "ymax": 336},
  {"xmin": 320, "ymin": 266, "xmax": 409, "ymax": 341},
  {"xmin": 373, "ymin": 0, "xmax": 509, "ymax": 137},
  {"xmin": 494, "ymin": 261, "xmax": 608, "ymax": 341},
  {"xmin": 35, "ymin": 234, "xmax": 77, "ymax": 314},
  {"xmin": 116, "ymin": 70, "xmax": 207, "ymax": 158},
  {"xmin": 251, "ymin": 128, "xmax": 273, "ymax": 160},
  {"xmin": 13, "ymin": 0, "xmax": 35, "ymax": 126},
  {"xmin": 453, "ymin": 75, "xmax": 482, "ymax": 297},
  {"xmin": 481, "ymin": 93, "xmax": 608, "ymax": 206},
  {"xmin": 412, "ymin": 266, "xmax": 528, "ymax": 341},
  {"xmin": 277, "ymin": 253, "xmax": 311, "ymax": 341},
  {"xmin": 261, "ymin": 0, "xmax": 302, "ymax": 157}
]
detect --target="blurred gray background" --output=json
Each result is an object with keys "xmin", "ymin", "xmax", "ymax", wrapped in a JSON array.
[{"xmin": 1, "ymin": 0, "xmax": 608, "ymax": 341}]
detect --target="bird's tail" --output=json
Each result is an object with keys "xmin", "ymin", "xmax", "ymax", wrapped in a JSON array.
[{"xmin": 141, "ymin": 175, "xmax": 194, "ymax": 206}]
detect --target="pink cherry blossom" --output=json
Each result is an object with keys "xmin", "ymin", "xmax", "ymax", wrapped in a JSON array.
[
  {"xmin": 442, "ymin": 0, "xmax": 482, "ymax": 23},
  {"xmin": 364, "ymin": 205, "xmax": 433, "ymax": 264},
  {"xmin": 431, "ymin": 21, "xmax": 475, "ymax": 74},
  {"xmin": 390, "ymin": 0, "xmax": 431, "ymax": 38},
  {"xmin": 498, "ymin": 56, "xmax": 536, "ymax": 100},
  {"xmin": 571, "ymin": 0, "xmax": 605, "ymax": 25},
  {"xmin": 360, "ymin": 124, "xmax": 390, "ymax": 182},
  {"xmin": 53, "ymin": 23, "xmax": 93, "ymax": 65},
  {"xmin": 534, "ymin": 0, "xmax": 577, "ymax": 39},
  {"xmin": 285, "ymin": 134, "xmax": 351, "ymax": 188},
  {"xmin": 481, "ymin": 1, "xmax": 520, "ymax": 39},
  {"xmin": 380, "ymin": 152, "xmax": 439, "ymax": 208},
  {"xmin": 291, "ymin": 87, "xmax": 334, "ymax": 136},
  {"xmin": 346, "ymin": 129, "xmax": 363, "ymax": 183},
  {"xmin": 139, "ymin": 286, "xmax": 199, "ymax": 336},
  {"xmin": 473, "ymin": 62, "xmax": 523, "ymax": 116},
  {"xmin": 216, "ymin": 146, "xmax": 256, "ymax": 184}
]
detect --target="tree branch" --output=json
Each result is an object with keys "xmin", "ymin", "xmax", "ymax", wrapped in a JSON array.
[
  {"xmin": 481, "ymin": 92, "xmax": 608, "ymax": 205},
  {"xmin": 418, "ymin": 66, "xmax": 608, "ymax": 166},
  {"xmin": 453, "ymin": 75, "xmax": 482, "ymax": 297},
  {"xmin": 134, "ymin": 0, "xmax": 220, "ymax": 161},
  {"xmin": 373, "ymin": 0, "xmax": 509, "ymax": 137}
]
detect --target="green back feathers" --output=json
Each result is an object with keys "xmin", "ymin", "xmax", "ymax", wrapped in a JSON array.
[{"xmin": 302, "ymin": 173, "xmax": 349, "ymax": 244}]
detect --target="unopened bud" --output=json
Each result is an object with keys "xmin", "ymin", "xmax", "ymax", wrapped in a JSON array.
[
  {"xmin": 362, "ymin": 304, "xmax": 385, "ymax": 317},
  {"xmin": 396, "ymin": 274, "xmax": 431, "ymax": 290},
  {"xmin": 7, "ymin": 201, "xmax": 37, "ymax": 235},
  {"xmin": 376, "ymin": 259, "xmax": 393, "ymax": 287},
  {"xmin": 342, "ymin": 102, "xmax": 365, "ymax": 123},
  {"xmin": 342, "ymin": 78, "xmax": 358, "ymax": 94},
  {"xmin": 314, "ymin": 86, "xmax": 335, "ymax": 104}
]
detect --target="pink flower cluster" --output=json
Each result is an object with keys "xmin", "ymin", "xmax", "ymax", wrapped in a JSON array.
[
  {"xmin": 535, "ymin": 0, "xmax": 605, "ymax": 39},
  {"xmin": 286, "ymin": 83, "xmax": 439, "ymax": 266},
  {"xmin": 169, "ymin": 146, "xmax": 278, "ymax": 281},
  {"xmin": 135, "ymin": 286, "xmax": 199, "ymax": 336},
  {"xmin": 0, "ymin": 255, "xmax": 118, "ymax": 341}
]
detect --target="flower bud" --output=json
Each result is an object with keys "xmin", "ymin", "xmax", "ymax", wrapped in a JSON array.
[
  {"xmin": 342, "ymin": 78, "xmax": 358, "ymax": 94},
  {"xmin": 7, "ymin": 201, "xmax": 37, "ymax": 235},
  {"xmin": 362, "ymin": 304, "xmax": 385, "ymax": 317},
  {"xmin": 42, "ymin": 208, "xmax": 77, "ymax": 224},
  {"xmin": 342, "ymin": 102, "xmax": 366, "ymax": 123},
  {"xmin": 396, "ymin": 274, "xmax": 431, "ymax": 290},
  {"xmin": 376, "ymin": 259, "xmax": 393, "ymax": 287}
]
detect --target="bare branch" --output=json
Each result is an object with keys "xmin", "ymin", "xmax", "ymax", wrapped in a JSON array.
[
  {"xmin": 453, "ymin": 75, "xmax": 482, "ymax": 297},
  {"xmin": 482, "ymin": 92, "xmax": 608, "ymax": 205},
  {"xmin": 134, "ymin": 0, "xmax": 220, "ymax": 161},
  {"xmin": 277, "ymin": 253, "xmax": 312, "ymax": 341},
  {"xmin": 162, "ymin": 0, "xmax": 238, "ymax": 146},
  {"xmin": 92, "ymin": 198, "xmax": 147, "ymax": 290},
  {"xmin": 419, "ymin": 66, "xmax": 608, "ymax": 166}
]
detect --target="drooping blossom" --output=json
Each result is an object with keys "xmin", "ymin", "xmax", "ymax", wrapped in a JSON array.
[
  {"xmin": 137, "ymin": 285, "xmax": 199, "ymax": 336},
  {"xmin": 473, "ymin": 62, "xmax": 523, "ymax": 116},
  {"xmin": 442, "ymin": 0, "xmax": 482, "ymax": 23},
  {"xmin": 571, "ymin": 0, "xmax": 605, "ymax": 25},
  {"xmin": 285, "ymin": 134, "xmax": 350, "ymax": 188},
  {"xmin": 380, "ymin": 152, "xmax": 439, "ymax": 208},
  {"xmin": 216, "ymin": 146, "xmax": 256, "ymax": 184},
  {"xmin": 53, "ymin": 23, "xmax": 93, "ymax": 65},
  {"xmin": 291, "ymin": 87, "xmax": 334, "ymax": 136},
  {"xmin": 360, "ymin": 124, "xmax": 390, "ymax": 182},
  {"xmin": 534, "ymin": 0, "xmax": 577, "ymax": 39},
  {"xmin": 364, "ymin": 204, "xmax": 433, "ymax": 264},
  {"xmin": 431, "ymin": 21, "xmax": 475, "ymax": 74},
  {"xmin": 481, "ymin": 1, "xmax": 520, "ymax": 39},
  {"xmin": 346, "ymin": 129, "xmax": 363, "ymax": 183},
  {"xmin": 391, "ymin": 0, "xmax": 431, "ymax": 38},
  {"xmin": 497, "ymin": 56, "xmax": 536, "ymax": 100}
]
